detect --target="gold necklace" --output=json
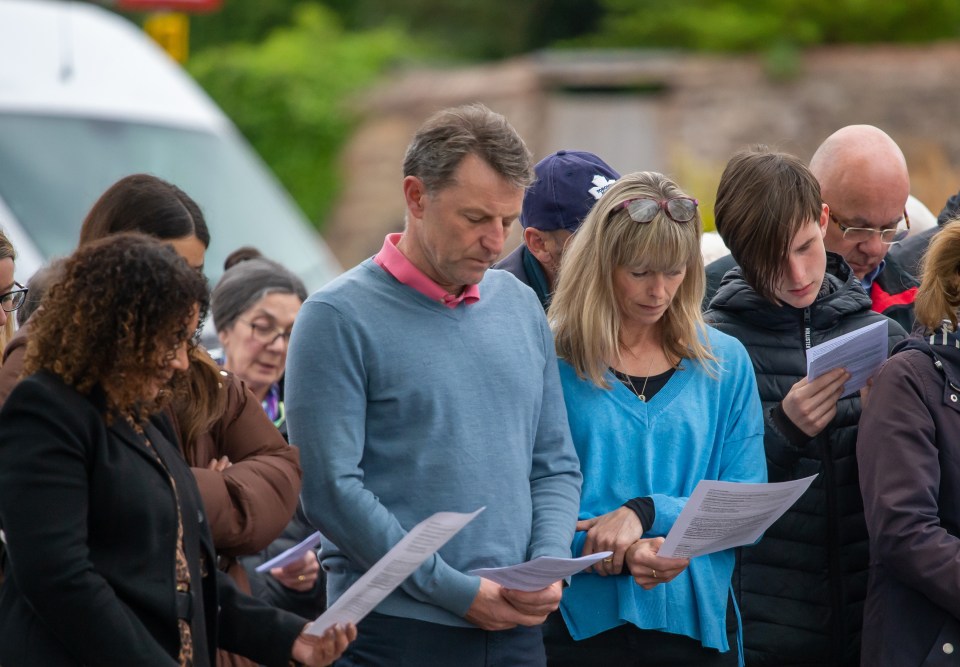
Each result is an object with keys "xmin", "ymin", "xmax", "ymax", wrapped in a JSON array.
[
  {"xmin": 622, "ymin": 371, "xmax": 651, "ymax": 401},
  {"xmin": 615, "ymin": 355, "xmax": 656, "ymax": 402}
]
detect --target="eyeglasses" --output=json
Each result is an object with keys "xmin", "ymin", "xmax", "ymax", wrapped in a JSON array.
[
  {"xmin": 617, "ymin": 197, "xmax": 699, "ymax": 224},
  {"xmin": 241, "ymin": 320, "xmax": 292, "ymax": 346},
  {"xmin": 0, "ymin": 282, "xmax": 28, "ymax": 312},
  {"xmin": 829, "ymin": 209, "xmax": 910, "ymax": 245}
]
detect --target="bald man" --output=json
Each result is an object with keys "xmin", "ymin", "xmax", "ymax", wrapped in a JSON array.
[{"xmin": 705, "ymin": 126, "xmax": 918, "ymax": 331}]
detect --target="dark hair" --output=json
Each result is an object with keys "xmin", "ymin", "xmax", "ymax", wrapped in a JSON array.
[
  {"xmin": 402, "ymin": 103, "xmax": 534, "ymax": 194},
  {"xmin": 25, "ymin": 234, "xmax": 209, "ymax": 423},
  {"xmin": 78, "ymin": 174, "xmax": 210, "ymax": 248},
  {"xmin": 211, "ymin": 257, "xmax": 308, "ymax": 333},
  {"xmin": 223, "ymin": 246, "xmax": 263, "ymax": 271},
  {"xmin": 714, "ymin": 146, "xmax": 822, "ymax": 303},
  {"xmin": 17, "ymin": 258, "xmax": 66, "ymax": 327}
]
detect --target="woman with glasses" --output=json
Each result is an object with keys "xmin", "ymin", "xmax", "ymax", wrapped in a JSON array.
[
  {"xmin": 858, "ymin": 220, "xmax": 960, "ymax": 666},
  {"xmin": 545, "ymin": 171, "xmax": 766, "ymax": 665},
  {"xmin": 704, "ymin": 147, "xmax": 905, "ymax": 666},
  {"xmin": 213, "ymin": 249, "xmax": 306, "ymax": 424},
  {"xmin": 0, "ymin": 234, "xmax": 355, "ymax": 667},
  {"xmin": 0, "ymin": 231, "xmax": 26, "ymax": 358},
  {"xmin": 211, "ymin": 249, "xmax": 324, "ymax": 620}
]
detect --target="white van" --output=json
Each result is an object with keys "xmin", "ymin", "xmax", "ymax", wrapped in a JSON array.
[{"xmin": 0, "ymin": 0, "xmax": 341, "ymax": 288}]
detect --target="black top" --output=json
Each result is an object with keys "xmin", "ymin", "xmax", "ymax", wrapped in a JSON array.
[
  {"xmin": 0, "ymin": 371, "xmax": 306, "ymax": 667},
  {"xmin": 611, "ymin": 366, "xmax": 676, "ymax": 401}
]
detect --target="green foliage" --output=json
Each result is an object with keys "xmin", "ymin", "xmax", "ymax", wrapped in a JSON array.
[
  {"xmin": 584, "ymin": 0, "xmax": 960, "ymax": 53},
  {"xmin": 319, "ymin": 0, "xmax": 604, "ymax": 60},
  {"xmin": 188, "ymin": 4, "xmax": 407, "ymax": 229}
]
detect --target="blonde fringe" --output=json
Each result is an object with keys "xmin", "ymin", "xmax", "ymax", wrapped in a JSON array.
[{"xmin": 551, "ymin": 172, "xmax": 717, "ymax": 388}]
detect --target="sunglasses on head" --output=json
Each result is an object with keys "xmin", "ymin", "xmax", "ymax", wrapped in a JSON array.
[{"xmin": 616, "ymin": 197, "xmax": 699, "ymax": 224}]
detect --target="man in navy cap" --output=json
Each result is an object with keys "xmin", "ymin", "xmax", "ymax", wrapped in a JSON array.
[{"xmin": 494, "ymin": 150, "xmax": 619, "ymax": 310}]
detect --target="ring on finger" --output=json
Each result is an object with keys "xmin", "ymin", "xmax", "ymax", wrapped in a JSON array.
[
  {"xmin": 297, "ymin": 574, "xmax": 306, "ymax": 582},
  {"xmin": 651, "ymin": 569, "xmax": 657, "ymax": 579},
  {"xmin": 602, "ymin": 557, "xmax": 613, "ymax": 564}
]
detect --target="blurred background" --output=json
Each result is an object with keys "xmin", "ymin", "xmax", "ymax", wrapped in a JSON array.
[{"xmin": 7, "ymin": 0, "xmax": 960, "ymax": 273}]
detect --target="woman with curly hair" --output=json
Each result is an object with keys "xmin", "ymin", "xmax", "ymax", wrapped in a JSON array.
[
  {"xmin": 0, "ymin": 234, "xmax": 354, "ymax": 666},
  {"xmin": 545, "ymin": 171, "xmax": 766, "ymax": 665},
  {"xmin": 0, "ymin": 177, "xmax": 302, "ymax": 652}
]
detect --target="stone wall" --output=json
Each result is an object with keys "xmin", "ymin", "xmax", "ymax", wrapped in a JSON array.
[{"xmin": 324, "ymin": 45, "xmax": 960, "ymax": 269}]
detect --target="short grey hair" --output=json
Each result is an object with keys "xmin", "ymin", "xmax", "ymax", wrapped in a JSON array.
[
  {"xmin": 402, "ymin": 103, "xmax": 535, "ymax": 193},
  {"xmin": 211, "ymin": 258, "xmax": 308, "ymax": 333}
]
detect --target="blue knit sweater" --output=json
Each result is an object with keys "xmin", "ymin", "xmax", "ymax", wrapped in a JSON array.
[
  {"xmin": 286, "ymin": 260, "xmax": 582, "ymax": 627},
  {"xmin": 558, "ymin": 326, "xmax": 765, "ymax": 650}
]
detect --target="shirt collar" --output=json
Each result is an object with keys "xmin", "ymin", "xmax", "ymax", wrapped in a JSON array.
[
  {"xmin": 857, "ymin": 258, "xmax": 885, "ymax": 291},
  {"xmin": 373, "ymin": 233, "xmax": 481, "ymax": 308}
]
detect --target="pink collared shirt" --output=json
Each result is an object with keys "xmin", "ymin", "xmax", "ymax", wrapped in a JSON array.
[{"xmin": 373, "ymin": 233, "xmax": 480, "ymax": 308}]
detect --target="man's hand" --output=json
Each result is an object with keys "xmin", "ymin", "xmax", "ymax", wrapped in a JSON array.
[
  {"xmin": 624, "ymin": 538, "xmax": 689, "ymax": 590},
  {"xmin": 290, "ymin": 623, "xmax": 356, "ymax": 666},
  {"xmin": 576, "ymin": 507, "xmax": 643, "ymax": 576},
  {"xmin": 500, "ymin": 580, "xmax": 563, "ymax": 617},
  {"xmin": 464, "ymin": 578, "xmax": 556, "ymax": 631},
  {"xmin": 270, "ymin": 550, "xmax": 320, "ymax": 592},
  {"xmin": 781, "ymin": 368, "xmax": 850, "ymax": 437}
]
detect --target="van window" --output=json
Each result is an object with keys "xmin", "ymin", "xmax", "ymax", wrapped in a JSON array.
[{"xmin": 0, "ymin": 112, "xmax": 339, "ymax": 287}]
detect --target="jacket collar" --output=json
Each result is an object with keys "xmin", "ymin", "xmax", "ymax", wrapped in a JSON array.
[
  {"xmin": 895, "ymin": 324, "xmax": 960, "ymax": 413},
  {"xmin": 708, "ymin": 252, "xmax": 872, "ymax": 332}
]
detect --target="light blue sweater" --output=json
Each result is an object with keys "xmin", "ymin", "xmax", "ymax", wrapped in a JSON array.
[
  {"xmin": 286, "ymin": 261, "xmax": 582, "ymax": 627},
  {"xmin": 559, "ymin": 326, "xmax": 765, "ymax": 650}
]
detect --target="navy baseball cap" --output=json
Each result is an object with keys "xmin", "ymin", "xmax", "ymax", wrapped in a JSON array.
[{"xmin": 521, "ymin": 150, "xmax": 620, "ymax": 232}]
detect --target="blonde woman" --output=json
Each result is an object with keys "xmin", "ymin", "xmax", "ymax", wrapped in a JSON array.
[
  {"xmin": 545, "ymin": 172, "xmax": 766, "ymax": 665},
  {"xmin": 858, "ymin": 220, "xmax": 960, "ymax": 666}
]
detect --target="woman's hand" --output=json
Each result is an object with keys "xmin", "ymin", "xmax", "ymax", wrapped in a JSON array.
[
  {"xmin": 625, "ymin": 537, "xmax": 689, "ymax": 590},
  {"xmin": 270, "ymin": 550, "xmax": 320, "ymax": 592},
  {"xmin": 577, "ymin": 506, "xmax": 643, "ymax": 576},
  {"xmin": 291, "ymin": 623, "xmax": 356, "ymax": 667},
  {"xmin": 206, "ymin": 456, "xmax": 231, "ymax": 472},
  {"xmin": 781, "ymin": 368, "xmax": 849, "ymax": 437}
]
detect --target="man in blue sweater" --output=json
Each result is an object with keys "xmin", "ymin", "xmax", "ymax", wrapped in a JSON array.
[{"xmin": 286, "ymin": 103, "xmax": 583, "ymax": 666}]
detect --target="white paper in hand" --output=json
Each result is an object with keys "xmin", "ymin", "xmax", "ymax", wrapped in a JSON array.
[
  {"xmin": 658, "ymin": 476, "xmax": 817, "ymax": 559},
  {"xmin": 468, "ymin": 551, "xmax": 613, "ymax": 591},
  {"xmin": 254, "ymin": 531, "xmax": 323, "ymax": 573},
  {"xmin": 806, "ymin": 319, "xmax": 887, "ymax": 397},
  {"xmin": 306, "ymin": 508, "xmax": 484, "ymax": 636}
]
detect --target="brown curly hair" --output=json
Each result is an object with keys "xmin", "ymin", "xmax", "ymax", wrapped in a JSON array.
[{"xmin": 24, "ymin": 233, "xmax": 209, "ymax": 423}]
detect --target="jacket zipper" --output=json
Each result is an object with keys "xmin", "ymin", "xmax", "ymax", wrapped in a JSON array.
[{"xmin": 804, "ymin": 305, "xmax": 845, "ymax": 664}]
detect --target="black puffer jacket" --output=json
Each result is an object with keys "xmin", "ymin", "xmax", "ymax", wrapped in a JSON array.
[{"xmin": 705, "ymin": 254, "xmax": 906, "ymax": 667}]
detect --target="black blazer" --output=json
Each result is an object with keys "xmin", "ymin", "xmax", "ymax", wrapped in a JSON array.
[{"xmin": 0, "ymin": 371, "xmax": 305, "ymax": 667}]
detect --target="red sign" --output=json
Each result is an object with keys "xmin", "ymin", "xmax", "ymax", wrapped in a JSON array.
[{"xmin": 115, "ymin": 0, "xmax": 222, "ymax": 13}]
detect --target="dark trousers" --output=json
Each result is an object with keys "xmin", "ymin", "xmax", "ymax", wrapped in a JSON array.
[
  {"xmin": 334, "ymin": 611, "xmax": 546, "ymax": 667},
  {"xmin": 542, "ymin": 611, "xmax": 737, "ymax": 667}
]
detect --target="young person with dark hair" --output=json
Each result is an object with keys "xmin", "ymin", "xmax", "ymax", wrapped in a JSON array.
[{"xmin": 705, "ymin": 147, "xmax": 906, "ymax": 666}]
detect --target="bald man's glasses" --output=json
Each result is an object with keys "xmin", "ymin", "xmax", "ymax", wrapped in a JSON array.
[{"xmin": 829, "ymin": 209, "xmax": 909, "ymax": 245}]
